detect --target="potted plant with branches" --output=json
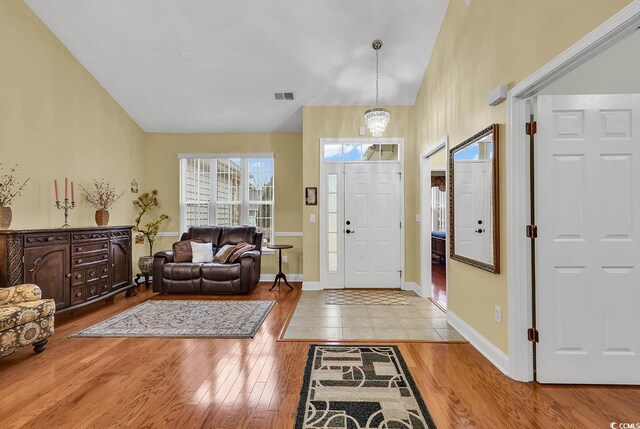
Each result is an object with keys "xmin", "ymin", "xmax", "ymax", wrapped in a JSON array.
[
  {"xmin": 133, "ymin": 190, "xmax": 169, "ymax": 276},
  {"xmin": 80, "ymin": 179, "xmax": 125, "ymax": 226},
  {"xmin": 0, "ymin": 163, "xmax": 32, "ymax": 230}
]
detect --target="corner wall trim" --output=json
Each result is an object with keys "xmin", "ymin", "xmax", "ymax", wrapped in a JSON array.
[
  {"xmin": 447, "ymin": 310, "xmax": 509, "ymax": 377},
  {"xmin": 401, "ymin": 282, "xmax": 421, "ymax": 296},
  {"xmin": 301, "ymin": 282, "xmax": 323, "ymax": 291},
  {"xmin": 274, "ymin": 232, "xmax": 304, "ymax": 237},
  {"xmin": 156, "ymin": 232, "xmax": 181, "ymax": 237},
  {"xmin": 260, "ymin": 274, "xmax": 303, "ymax": 282}
]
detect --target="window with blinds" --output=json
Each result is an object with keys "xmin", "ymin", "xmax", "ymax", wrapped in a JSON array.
[{"xmin": 179, "ymin": 155, "xmax": 274, "ymax": 245}]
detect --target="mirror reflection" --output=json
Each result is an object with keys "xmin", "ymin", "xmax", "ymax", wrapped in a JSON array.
[{"xmin": 449, "ymin": 124, "xmax": 499, "ymax": 273}]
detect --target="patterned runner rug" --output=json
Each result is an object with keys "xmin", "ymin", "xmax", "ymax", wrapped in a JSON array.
[
  {"xmin": 296, "ymin": 345, "xmax": 436, "ymax": 429},
  {"xmin": 71, "ymin": 300, "xmax": 275, "ymax": 338},
  {"xmin": 325, "ymin": 290, "xmax": 410, "ymax": 305}
]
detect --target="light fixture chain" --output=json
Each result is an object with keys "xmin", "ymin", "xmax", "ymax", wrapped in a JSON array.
[{"xmin": 376, "ymin": 48, "xmax": 379, "ymax": 106}]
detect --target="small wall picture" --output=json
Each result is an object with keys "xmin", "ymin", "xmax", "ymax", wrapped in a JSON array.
[{"xmin": 305, "ymin": 187, "xmax": 317, "ymax": 205}]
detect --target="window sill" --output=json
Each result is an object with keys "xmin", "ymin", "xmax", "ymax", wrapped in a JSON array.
[{"xmin": 262, "ymin": 248, "xmax": 275, "ymax": 255}]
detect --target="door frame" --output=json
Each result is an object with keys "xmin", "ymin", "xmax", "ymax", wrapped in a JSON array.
[
  {"xmin": 419, "ymin": 136, "xmax": 449, "ymax": 300},
  {"xmin": 319, "ymin": 138, "xmax": 405, "ymax": 289},
  {"xmin": 506, "ymin": 0, "xmax": 640, "ymax": 381}
]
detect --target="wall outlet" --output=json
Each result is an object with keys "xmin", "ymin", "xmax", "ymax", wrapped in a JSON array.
[
  {"xmin": 310, "ymin": 214, "xmax": 316, "ymax": 223},
  {"xmin": 415, "ymin": 214, "xmax": 421, "ymax": 222},
  {"xmin": 282, "ymin": 255, "xmax": 288, "ymax": 263},
  {"xmin": 494, "ymin": 306, "xmax": 502, "ymax": 324}
]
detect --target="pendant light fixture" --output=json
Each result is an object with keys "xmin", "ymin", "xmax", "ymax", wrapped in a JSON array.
[{"xmin": 364, "ymin": 39, "xmax": 391, "ymax": 137}]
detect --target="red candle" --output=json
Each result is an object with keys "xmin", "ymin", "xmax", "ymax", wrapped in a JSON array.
[
  {"xmin": 65, "ymin": 177, "xmax": 68, "ymax": 200},
  {"xmin": 54, "ymin": 179, "xmax": 59, "ymax": 202},
  {"xmin": 71, "ymin": 181, "xmax": 75, "ymax": 203}
]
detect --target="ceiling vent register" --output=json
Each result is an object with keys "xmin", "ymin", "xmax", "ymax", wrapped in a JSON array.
[{"xmin": 273, "ymin": 92, "xmax": 295, "ymax": 101}]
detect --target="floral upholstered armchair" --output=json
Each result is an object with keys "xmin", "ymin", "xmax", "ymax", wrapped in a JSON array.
[{"xmin": 0, "ymin": 284, "xmax": 55, "ymax": 358}]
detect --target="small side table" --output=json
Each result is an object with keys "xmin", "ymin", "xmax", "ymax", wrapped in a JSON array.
[{"xmin": 267, "ymin": 244, "xmax": 294, "ymax": 291}]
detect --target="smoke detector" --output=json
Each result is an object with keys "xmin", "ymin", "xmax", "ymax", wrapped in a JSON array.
[{"xmin": 273, "ymin": 92, "xmax": 295, "ymax": 101}]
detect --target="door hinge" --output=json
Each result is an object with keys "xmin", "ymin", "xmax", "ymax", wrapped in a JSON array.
[
  {"xmin": 526, "ymin": 224, "xmax": 538, "ymax": 238},
  {"xmin": 398, "ymin": 172, "xmax": 402, "ymax": 180},
  {"xmin": 398, "ymin": 270, "xmax": 402, "ymax": 278},
  {"xmin": 525, "ymin": 121, "xmax": 537, "ymax": 136},
  {"xmin": 527, "ymin": 328, "xmax": 539, "ymax": 343},
  {"xmin": 400, "ymin": 221, "xmax": 402, "ymax": 229}
]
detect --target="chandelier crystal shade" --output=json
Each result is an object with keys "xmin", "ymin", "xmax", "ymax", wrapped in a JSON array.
[{"xmin": 364, "ymin": 40, "xmax": 390, "ymax": 137}]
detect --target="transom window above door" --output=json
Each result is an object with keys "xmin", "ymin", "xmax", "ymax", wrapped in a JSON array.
[
  {"xmin": 178, "ymin": 154, "xmax": 274, "ymax": 245},
  {"xmin": 323, "ymin": 143, "xmax": 400, "ymax": 161}
]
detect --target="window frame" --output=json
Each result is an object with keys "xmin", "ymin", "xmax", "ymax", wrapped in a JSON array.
[{"xmin": 179, "ymin": 153, "xmax": 275, "ymax": 246}]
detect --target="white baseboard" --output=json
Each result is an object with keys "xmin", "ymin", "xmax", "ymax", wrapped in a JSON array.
[
  {"xmin": 401, "ymin": 282, "xmax": 420, "ymax": 296},
  {"xmin": 447, "ymin": 310, "xmax": 510, "ymax": 376},
  {"xmin": 260, "ymin": 274, "xmax": 303, "ymax": 282},
  {"xmin": 301, "ymin": 281, "xmax": 323, "ymax": 291}
]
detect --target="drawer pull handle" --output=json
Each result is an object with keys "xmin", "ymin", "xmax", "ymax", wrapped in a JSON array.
[
  {"xmin": 103, "ymin": 285, "xmax": 108, "ymax": 290},
  {"xmin": 75, "ymin": 292, "xmax": 82, "ymax": 298},
  {"xmin": 103, "ymin": 255, "xmax": 108, "ymax": 259},
  {"xmin": 90, "ymin": 287, "xmax": 96, "ymax": 295},
  {"xmin": 76, "ymin": 274, "xmax": 81, "ymax": 279},
  {"xmin": 66, "ymin": 273, "xmax": 72, "ymax": 278},
  {"xmin": 89, "ymin": 270, "xmax": 96, "ymax": 278},
  {"xmin": 103, "ymin": 244, "xmax": 108, "ymax": 248},
  {"xmin": 103, "ymin": 269, "xmax": 108, "ymax": 273},
  {"xmin": 76, "ymin": 259, "xmax": 83, "ymax": 264},
  {"xmin": 111, "ymin": 264, "xmax": 115, "ymax": 268},
  {"xmin": 76, "ymin": 247, "xmax": 83, "ymax": 252}
]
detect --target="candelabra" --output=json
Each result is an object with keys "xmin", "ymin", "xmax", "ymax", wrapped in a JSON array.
[{"xmin": 55, "ymin": 198, "xmax": 76, "ymax": 228}]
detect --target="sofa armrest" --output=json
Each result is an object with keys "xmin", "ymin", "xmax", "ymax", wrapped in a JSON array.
[
  {"xmin": 0, "ymin": 284, "xmax": 42, "ymax": 305},
  {"xmin": 154, "ymin": 250, "xmax": 175, "ymax": 263},
  {"xmin": 239, "ymin": 250, "xmax": 261, "ymax": 261}
]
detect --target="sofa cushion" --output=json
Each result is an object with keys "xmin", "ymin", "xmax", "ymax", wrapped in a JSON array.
[
  {"xmin": 0, "ymin": 299, "xmax": 56, "ymax": 331},
  {"xmin": 219, "ymin": 226, "xmax": 257, "ymax": 247},
  {"xmin": 201, "ymin": 262, "xmax": 241, "ymax": 281},
  {"xmin": 228, "ymin": 242, "xmax": 256, "ymax": 263},
  {"xmin": 213, "ymin": 244, "xmax": 236, "ymax": 263},
  {"xmin": 191, "ymin": 242, "xmax": 214, "ymax": 263},
  {"xmin": 172, "ymin": 239, "xmax": 204, "ymax": 263},
  {"xmin": 162, "ymin": 263, "xmax": 203, "ymax": 280},
  {"xmin": 188, "ymin": 226, "xmax": 223, "ymax": 246}
]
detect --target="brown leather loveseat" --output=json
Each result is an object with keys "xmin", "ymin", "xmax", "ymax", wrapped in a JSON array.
[{"xmin": 153, "ymin": 226, "xmax": 262, "ymax": 294}]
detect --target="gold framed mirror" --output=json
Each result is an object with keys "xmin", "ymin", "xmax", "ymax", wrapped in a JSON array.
[{"xmin": 449, "ymin": 124, "xmax": 500, "ymax": 273}]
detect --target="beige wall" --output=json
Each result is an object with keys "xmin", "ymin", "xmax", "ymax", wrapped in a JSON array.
[
  {"xmin": 143, "ymin": 133, "xmax": 303, "ymax": 275},
  {"xmin": 0, "ymin": 0, "xmax": 145, "ymax": 259},
  {"xmin": 428, "ymin": 147, "xmax": 446, "ymax": 169},
  {"xmin": 414, "ymin": 0, "xmax": 633, "ymax": 353},
  {"xmin": 302, "ymin": 106, "xmax": 417, "ymax": 283}
]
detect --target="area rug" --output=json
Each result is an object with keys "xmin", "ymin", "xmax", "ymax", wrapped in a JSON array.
[
  {"xmin": 70, "ymin": 300, "xmax": 275, "ymax": 338},
  {"xmin": 325, "ymin": 290, "xmax": 410, "ymax": 305},
  {"xmin": 296, "ymin": 345, "xmax": 436, "ymax": 429}
]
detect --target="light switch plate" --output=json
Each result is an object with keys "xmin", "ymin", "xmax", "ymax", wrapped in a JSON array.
[
  {"xmin": 282, "ymin": 255, "xmax": 288, "ymax": 263},
  {"xmin": 310, "ymin": 214, "xmax": 316, "ymax": 223},
  {"xmin": 495, "ymin": 306, "xmax": 502, "ymax": 324},
  {"xmin": 415, "ymin": 214, "xmax": 421, "ymax": 222}
]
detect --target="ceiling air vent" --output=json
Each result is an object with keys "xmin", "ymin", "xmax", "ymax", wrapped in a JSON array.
[{"xmin": 273, "ymin": 92, "xmax": 295, "ymax": 101}]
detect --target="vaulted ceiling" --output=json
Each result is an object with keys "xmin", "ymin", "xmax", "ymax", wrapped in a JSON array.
[{"xmin": 25, "ymin": 0, "xmax": 449, "ymax": 132}]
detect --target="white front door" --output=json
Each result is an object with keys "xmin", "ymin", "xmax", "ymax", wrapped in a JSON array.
[
  {"xmin": 453, "ymin": 161, "xmax": 491, "ymax": 262},
  {"xmin": 536, "ymin": 94, "xmax": 640, "ymax": 384},
  {"xmin": 344, "ymin": 163, "xmax": 402, "ymax": 288}
]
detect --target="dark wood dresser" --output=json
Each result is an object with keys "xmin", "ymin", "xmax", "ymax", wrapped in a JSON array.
[{"xmin": 0, "ymin": 226, "xmax": 136, "ymax": 314}]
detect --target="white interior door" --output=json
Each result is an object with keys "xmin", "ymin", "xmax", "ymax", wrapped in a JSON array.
[
  {"xmin": 344, "ymin": 163, "xmax": 402, "ymax": 288},
  {"xmin": 536, "ymin": 94, "xmax": 640, "ymax": 384},
  {"xmin": 453, "ymin": 161, "xmax": 490, "ymax": 262}
]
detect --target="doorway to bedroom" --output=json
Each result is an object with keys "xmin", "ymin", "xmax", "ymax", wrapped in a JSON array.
[{"xmin": 420, "ymin": 138, "xmax": 448, "ymax": 310}]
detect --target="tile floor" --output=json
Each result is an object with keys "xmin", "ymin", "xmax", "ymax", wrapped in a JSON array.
[{"xmin": 282, "ymin": 290, "xmax": 466, "ymax": 341}]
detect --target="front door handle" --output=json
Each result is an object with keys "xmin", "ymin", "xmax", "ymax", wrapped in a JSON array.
[
  {"xmin": 475, "ymin": 229, "xmax": 485, "ymax": 233},
  {"xmin": 346, "ymin": 229, "xmax": 354, "ymax": 234}
]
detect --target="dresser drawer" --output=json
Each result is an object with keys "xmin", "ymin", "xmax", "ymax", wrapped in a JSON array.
[
  {"xmin": 24, "ymin": 233, "xmax": 69, "ymax": 248},
  {"xmin": 72, "ymin": 241, "xmax": 109, "ymax": 255},
  {"xmin": 84, "ymin": 263, "xmax": 109, "ymax": 283},
  {"xmin": 100, "ymin": 281, "xmax": 111, "ymax": 295},
  {"xmin": 72, "ymin": 269, "xmax": 84, "ymax": 286},
  {"xmin": 71, "ymin": 287, "xmax": 84, "ymax": 304},
  {"xmin": 86, "ymin": 282, "xmax": 101, "ymax": 300},
  {"xmin": 73, "ymin": 252, "xmax": 109, "ymax": 267}
]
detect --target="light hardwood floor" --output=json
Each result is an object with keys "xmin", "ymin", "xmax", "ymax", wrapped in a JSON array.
[{"xmin": 1, "ymin": 283, "xmax": 638, "ymax": 428}]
